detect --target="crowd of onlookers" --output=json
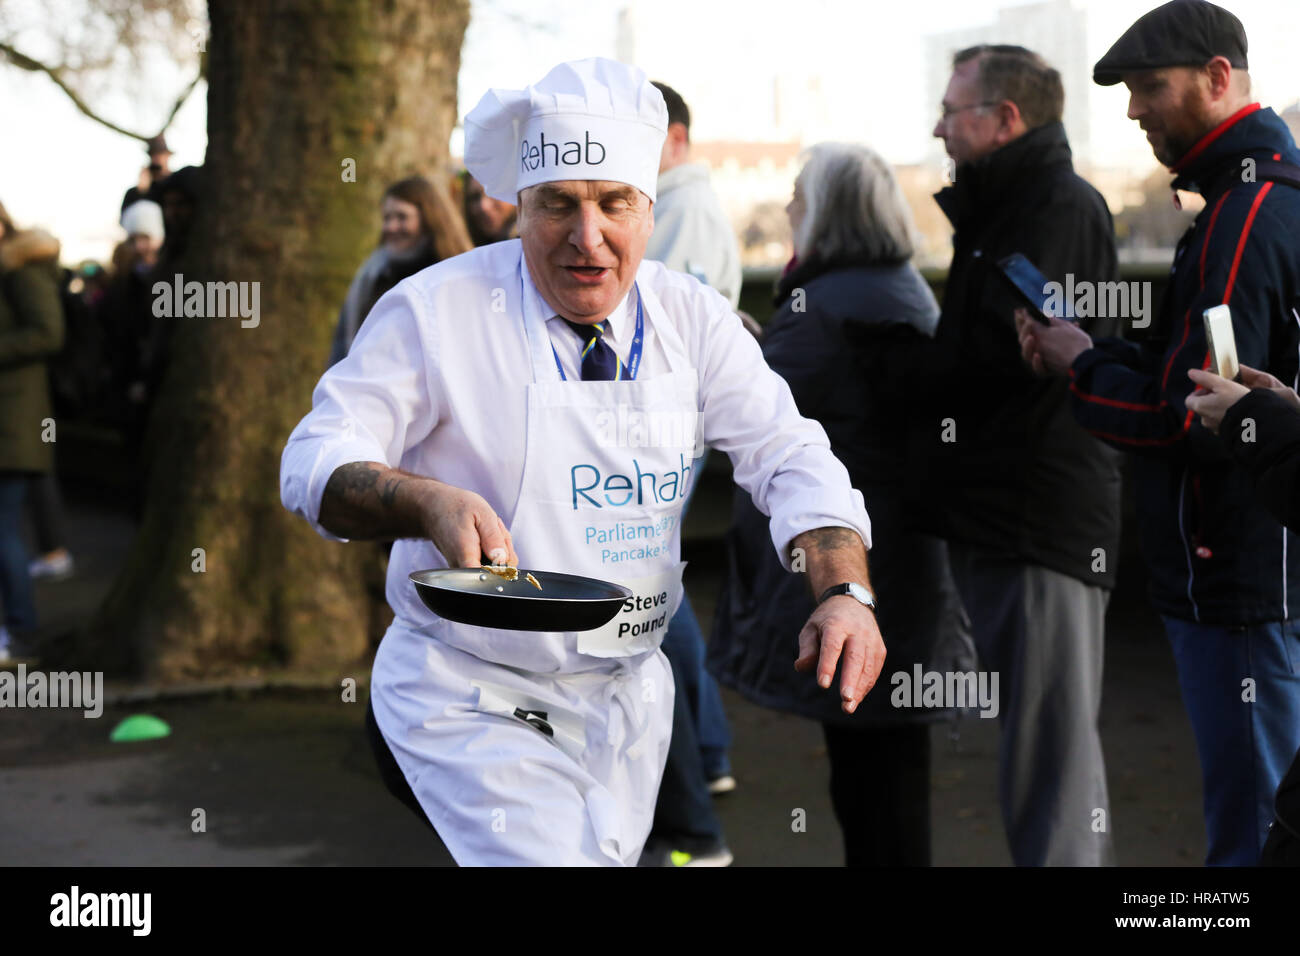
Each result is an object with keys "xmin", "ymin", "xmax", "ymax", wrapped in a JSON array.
[
  {"xmin": 0, "ymin": 131, "xmax": 518, "ymax": 665},
  {"xmin": 6, "ymin": 0, "xmax": 1300, "ymax": 868},
  {"xmin": 1, "ymin": 135, "xmax": 212, "ymax": 665}
]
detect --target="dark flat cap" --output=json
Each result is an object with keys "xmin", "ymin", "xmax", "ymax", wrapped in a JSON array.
[
  {"xmin": 1093, "ymin": 0, "xmax": 1247, "ymax": 86},
  {"xmin": 146, "ymin": 134, "xmax": 171, "ymax": 155}
]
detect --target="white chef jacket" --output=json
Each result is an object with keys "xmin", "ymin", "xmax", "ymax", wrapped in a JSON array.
[{"xmin": 280, "ymin": 238, "xmax": 871, "ymax": 629}]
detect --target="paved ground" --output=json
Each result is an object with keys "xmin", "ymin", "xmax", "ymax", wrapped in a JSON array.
[{"xmin": 1, "ymin": 478, "xmax": 1206, "ymax": 867}]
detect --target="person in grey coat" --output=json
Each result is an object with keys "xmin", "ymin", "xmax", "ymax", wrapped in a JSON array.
[{"xmin": 707, "ymin": 143, "xmax": 973, "ymax": 866}]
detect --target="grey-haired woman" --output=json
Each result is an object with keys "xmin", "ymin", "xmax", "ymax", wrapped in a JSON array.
[{"xmin": 708, "ymin": 143, "xmax": 973, "ymax": 866}]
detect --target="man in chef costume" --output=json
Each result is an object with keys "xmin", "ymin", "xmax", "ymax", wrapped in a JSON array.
[{"xmin": 281, "ymin": 58, "xmax": 884, "ymax": 866}]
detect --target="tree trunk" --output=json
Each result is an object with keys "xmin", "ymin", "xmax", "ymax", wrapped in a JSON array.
[{"xmin": 85, "ymin": 0, "xmax": 470, "ymax": 680}]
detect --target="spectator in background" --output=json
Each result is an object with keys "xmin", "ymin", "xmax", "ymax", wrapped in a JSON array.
[
  {"xmin": 460, "ymin": 170, "xmax": 517, "ymax": 246},
  {"xmin": 48, "ymin": 261, "xmax": 110, "ymax": 420},
  {"xmin": 1185, "ymin": 365, "xmax": 1300, "ymax": 531},
  {"xmin": 645, "ymin": 82, "xmax": 741, "ymax": 307},
  {"xmin": 95, "ymin": 200, "xmax": 168, "ymax": 515},
  {"xmin": 101, "ymin": 200, "xmax": 166, "ymax": 413},
  {"xmin": 1020, "ymin": 0, "xmax": 1300, "ymax": 866},
  {"xmin": 26, "ymin": 201, "xmax": 162, "ymax": 576},
  {"xmin": 115, "ymin": 166, "xmax": 206, "ymax": 511},
  {"xmin": 0, "ymin": 200, "xmax": 64, "ymax": 662},
  {"xmin": 329, "ymin": 175, "xmax": 473, "ymax": 366},
  {"xmin": 121, "ymin": 135, "xmax": 173, "ymax": 212},
  {"xmin": 1185, "ymin": 364, "xmax": 1300, "ymax": 866},
  {"xmin": 120, "ymin": 200, "xmax": 165, "ymax": 272},
  {"xmin": 915, "ymin": 44, "xmax": 1122, "ymax": 866},
  {"xmin": 154, "ymin": 165, "xmax": 203, "ymax": 269},
  {"xmin": 709, "ymin": 143, "xmax": 972, "ymax": 866}
]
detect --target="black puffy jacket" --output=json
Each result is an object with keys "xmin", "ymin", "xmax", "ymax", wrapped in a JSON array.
[
  {"xmin": 912, "ymin": 121, "xmax": 1123, "ymax": 587},
  {"xmin": 1218, "ymin": 387, "xmax": 1300, "ymax": 865}
]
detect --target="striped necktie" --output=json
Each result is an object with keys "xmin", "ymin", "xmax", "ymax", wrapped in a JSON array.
[{"xmin": 562, "ymin": 318, "xmax": 623, "ymax": 381}]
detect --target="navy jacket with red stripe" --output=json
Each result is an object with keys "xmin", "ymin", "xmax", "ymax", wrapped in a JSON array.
[{"xmin": 1069, "ymin": 105, "xmax": 1300, "ymax": 625}]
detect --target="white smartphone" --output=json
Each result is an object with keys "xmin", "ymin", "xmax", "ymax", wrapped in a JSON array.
[{"xmin": 1203, "ymin": 304, "xmax": 1240, "ymax": 382}]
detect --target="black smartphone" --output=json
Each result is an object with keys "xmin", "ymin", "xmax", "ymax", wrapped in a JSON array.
[{"xmin": 996, "ymin": 252, "xmax": 1065, "ymax": 326}]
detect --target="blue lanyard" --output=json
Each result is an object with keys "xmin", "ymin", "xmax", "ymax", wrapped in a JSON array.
[{"xmin": 551, "ymin": 283, "xmax": 645, "ymax": 382}]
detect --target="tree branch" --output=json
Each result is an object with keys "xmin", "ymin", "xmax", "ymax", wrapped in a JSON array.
[
  {"xmin": 0, "ymin": 39, "xmax": 201, "ymax": 142},
  {"xmin": 159, "ymin": 69, "xmax": 202, "ymax": 134}
]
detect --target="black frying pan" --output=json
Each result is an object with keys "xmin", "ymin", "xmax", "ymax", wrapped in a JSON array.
[{"xmin": 409, "ymin": 568, "xmax": 632, "ymax": 632}]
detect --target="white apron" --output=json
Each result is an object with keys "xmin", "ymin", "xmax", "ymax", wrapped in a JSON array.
[{"xmin": 370, "ymin": 267, "xmax": 700, "ymax": 866}]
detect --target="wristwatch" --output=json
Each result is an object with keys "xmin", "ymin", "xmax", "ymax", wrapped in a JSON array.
[{"xmin": 818, "ymin": 582, "xmax": 877, "ymax": 612}]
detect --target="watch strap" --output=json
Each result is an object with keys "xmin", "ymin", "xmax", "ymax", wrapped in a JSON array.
[
  {"xmin": 817, "ymin": 583, "xmax": 875, "ymax": 608},
  {"xmin": 818, "ymin": 584, "xmax": 853, "ymax": 604}
]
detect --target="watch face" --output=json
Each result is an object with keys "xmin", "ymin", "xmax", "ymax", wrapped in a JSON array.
[{"xmin": 848, "ymin": 583, "xmax": 875, "ymax": 607}]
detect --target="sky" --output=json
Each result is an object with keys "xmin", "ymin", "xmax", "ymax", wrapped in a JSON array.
[{"xmin": 3, "ymin": 0, "xmax": 1299, "ymax": 262}]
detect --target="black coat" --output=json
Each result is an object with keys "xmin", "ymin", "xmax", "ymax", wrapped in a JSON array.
[
  {"xmin": 707, "ymin": 257, "xmax": 974, "ymax": 727},
  {"xmin": 911, "ymin": 121, "xmax": 1123, "ymax": 587},
  {"xmin": 1222, "ymin": 389, "xmax": 1300, "ymax": 539},
  {"xmin": 1219, "ymin": 387, "xmax": 1300, "ymax": 864},
  {"xmin": 1068, "ymin": 106, "xmax": 1300, "ymax": 625},
  {"xmin": 95, "ymin": 263, "xmax": 165, "ymax": 426}
]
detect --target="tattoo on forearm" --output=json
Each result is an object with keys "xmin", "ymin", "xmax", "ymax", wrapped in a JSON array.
[
  {"xmin": 326, "ymin": 462, "xmax": 380, "ymax": 501},
  {"xmin": 790, "ymin": 526, "xmax": 870, "ymax": 598},
  {"xmin": 380, "ymin": 477, "xmax": 402, "ymax": 509},
  {"xmin": 321, "ymin": 462, "xmax": 424, "ymax": 540},
  {"xmin": 793, "ymin": 527, "xmax": 860, "ymax": 558}
]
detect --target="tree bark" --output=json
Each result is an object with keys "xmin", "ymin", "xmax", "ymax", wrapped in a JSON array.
[{"xmin": 85, "ymin": 0, "xmax": 471, "ymax": 680}]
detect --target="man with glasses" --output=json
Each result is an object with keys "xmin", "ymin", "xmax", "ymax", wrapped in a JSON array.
[{"xmin": 914, "ymin": 44, "xmax": 1122, "ymax": 865}]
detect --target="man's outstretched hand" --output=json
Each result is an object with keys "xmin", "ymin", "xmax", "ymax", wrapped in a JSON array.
[
  {"xmin": 794, "ymin": 593, "xmax": 886, "ymax": 714},
  {"xmin": 789, "ymin": 527, "xmax": 885, "ymax": 714}
]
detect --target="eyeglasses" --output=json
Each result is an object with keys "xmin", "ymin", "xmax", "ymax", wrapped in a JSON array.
[{"xmin": 938, "ymin": 101, "xmax": 998, "ymax": 123}]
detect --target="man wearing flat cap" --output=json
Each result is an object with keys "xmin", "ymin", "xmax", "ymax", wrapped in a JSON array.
[
  {"xmin": 121, "ymin": 135, "xmax": 173, "ymax": 213},
  {"xmin": 1021, "ymin": 0, "xmax": 1300, "ymax": 866},
  {"xmin": 280, "ymin": 58, "xmax": 885, "ymax": 866}
]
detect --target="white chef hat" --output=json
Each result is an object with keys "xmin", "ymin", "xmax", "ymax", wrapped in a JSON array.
[
  {"xmin": 464, "ymin": 58, "xmax": 668, "ymax": 205},
  {"xmin": 120, "ymin": 200, "xmax": 165, "ymax": 240}
]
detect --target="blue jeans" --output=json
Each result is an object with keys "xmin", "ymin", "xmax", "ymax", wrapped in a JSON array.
[
  {"xmin": 0, "ymin": 473, "xmax": 38, "ymax": 632},
  {"xmin": 1163, "ymin": 616, "xmax": 1300, "ymax": 866},
  {"xmin": 648, "ymin": 450, "xmax": 733, "ymax": 845},
  {"xmin": 652, "ymin": 608, "xmax": 724, "ymax": 843}
]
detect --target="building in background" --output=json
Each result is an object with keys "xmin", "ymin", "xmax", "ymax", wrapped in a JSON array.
[
  {"xmin": 689, "ymin": 141, "xmax": 801, "ymax": 266},
  {"xmin": 614, "ymin": 3, "xmax": 830, "ymax": 266},
  {"xmin": 605, "ymin": 4, "xmax": 1300, "ymax": 269}
]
